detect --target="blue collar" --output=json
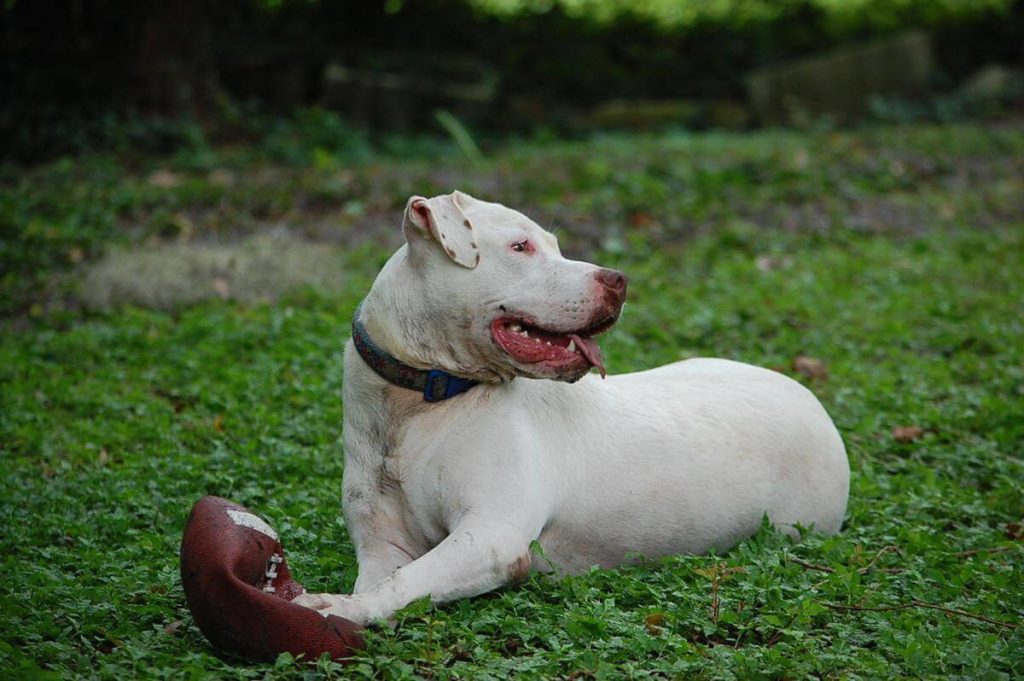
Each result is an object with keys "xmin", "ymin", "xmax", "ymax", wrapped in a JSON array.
[{"xmin": 351, "ymin": 304, "xmax": 479, "ymax": 402}]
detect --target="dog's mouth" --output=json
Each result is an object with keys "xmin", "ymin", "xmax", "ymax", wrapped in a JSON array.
[{"xmin": 490, "ymin": 313, "xmax": 618, "ymax": 378}]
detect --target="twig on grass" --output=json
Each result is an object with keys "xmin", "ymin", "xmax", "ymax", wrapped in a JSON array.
[
  {"xmin": 859, "ymin": 545, "xmax": 901, "ymax": 573},
  {"xmin": 953, "ymin": 546, "xmax": 1014, "ymax": 558},
  {"xmin": 817, "ymin": 599, "xmax": 1018, "ymax": 630},
  {"xmin": 786, "ymin": 557, "xmax": 835, "ymax": 573},
  {"xmin": 787, "ymin": 545, "xmax": 903, "ymax": 576}
]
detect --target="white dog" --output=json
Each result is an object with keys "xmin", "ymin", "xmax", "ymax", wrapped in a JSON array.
[{"xmin": 295, "ymin": 191, "xmax": 849, "ymax": 624}]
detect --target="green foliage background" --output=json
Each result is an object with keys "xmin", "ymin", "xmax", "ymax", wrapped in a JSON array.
[
  {"xmin": 470, "ymin": 0, "xmax": 1015, "ymax": 28},
  {"xmin": 2, "ymin": 121, "xmax": 1023, "ymax": 677}
]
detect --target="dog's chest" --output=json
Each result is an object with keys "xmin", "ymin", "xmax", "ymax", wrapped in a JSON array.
[{"xmin": 345, "ymin": 407, "xmax": 455, "ymax": 546}]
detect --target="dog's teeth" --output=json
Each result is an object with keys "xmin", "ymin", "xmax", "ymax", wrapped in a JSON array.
[
  {"xmin": 545, "ymin": 341, "xmax": 551, "ymax": 346},
  {"xmin": 567, "ymin": 339, "xmax": 576, "ymax": 352},
  {"xmin": 510, "ymin": 323, "xmax": 522, "ymax": 332},
  {"xmin": 519, "ymin": 330, "xmax": 529, "ymax": 337}
]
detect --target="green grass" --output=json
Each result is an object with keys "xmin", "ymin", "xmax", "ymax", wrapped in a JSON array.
[{"xmin": 2, "ymin": 123, "xmax": 1023, "ymax": 678}]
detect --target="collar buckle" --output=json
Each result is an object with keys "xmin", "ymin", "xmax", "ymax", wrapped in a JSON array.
[{"xmin": 423, "ymin": 369, "xmax": 476, "ymax": 402}]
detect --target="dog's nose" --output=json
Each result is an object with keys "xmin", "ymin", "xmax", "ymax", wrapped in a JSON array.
[{"xmin": 594, "ymin": 268, "xmax": 627, "ymax": 295}]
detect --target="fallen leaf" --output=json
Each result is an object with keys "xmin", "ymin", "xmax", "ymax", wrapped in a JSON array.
[
  {"xmin": 95, "ymin": 637, "xmax": 121, "ymax": 654},
  {"xmin": 629, "ymin": 212, "xmax": 656, "ymax": 228},
  {"xmin": 163, "ymin": 620, "xmax": 183, "ymax": 636},
  {"xmin": 1005, "ymin": 522, "xmax": 1023, "ymax": 541},
  {"xmin": 98, "ymin": 447, "xmax": 110, "ymax": 465},
  {"xmin": 212, "ymin": 414, "xmax": 225, "ymax": 432},
  {"xmin": 792, "ymin": 355, "xmax": 828, "ymax": 381},
  {"xmin": 755, "ymin": 255, "xmax": 792, "ymax": 272},
  {"xmin": 892, "ymin": 426, "xmax": 924, "ymax": 443},
  {"xmin": 644, "ymin": 612, "xmax": 666, "ymax": 634},
  {"xmin": 68, "ymin": 247, "xmax": 85, "ymax": 263},
  {"xmin": 148, "ymin": 169, "xmax": 181, "ymax": 189},
  {"xmin": 501, "ymin": 638, "xmax": 521, "ymax": 654}
]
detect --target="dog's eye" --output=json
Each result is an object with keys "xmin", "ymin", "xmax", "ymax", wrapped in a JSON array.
[{"xmin": 511, "ymin": 240, "xmax": 532, "ymax": 253}]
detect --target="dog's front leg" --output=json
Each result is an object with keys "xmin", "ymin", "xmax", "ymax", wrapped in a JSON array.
[{"xmin": 295, "ymin": 516, "xmax": 532, "ymax": 625}]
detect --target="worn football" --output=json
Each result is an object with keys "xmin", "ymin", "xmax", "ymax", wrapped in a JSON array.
[{"xmin": 179, "ymin": 496, "xmax": 364, "ymax": 661}]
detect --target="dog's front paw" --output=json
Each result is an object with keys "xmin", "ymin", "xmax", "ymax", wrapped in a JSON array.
[
  {"xmin": 293, "ymin": 592, "xmax": 374, "ymax": 625},
  {"xmin": 292, "ymin": 591, "xmax": 333, "ymax": 610}
]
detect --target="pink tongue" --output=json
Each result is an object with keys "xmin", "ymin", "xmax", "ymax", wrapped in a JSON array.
[{"xmin": 570, "ymin": 334, "xmax": 606, "ymax": 378}]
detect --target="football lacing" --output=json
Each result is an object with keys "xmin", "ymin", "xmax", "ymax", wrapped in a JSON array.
[{"xmin": 263, "ymin": 553, "xmax": 283, "ymax": 593}]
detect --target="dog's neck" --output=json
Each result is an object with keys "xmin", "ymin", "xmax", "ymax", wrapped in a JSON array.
[
  {"xmin": 357, "ymin": 250, "xmax": 455, "ymax": 371},
  {"xmin": 351, "ymin": 302, "xmax": 478, "ymax": 402}
]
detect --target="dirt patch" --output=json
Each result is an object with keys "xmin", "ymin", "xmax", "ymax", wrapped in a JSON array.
[{"xmin": 79, "ymin": 232, "xmax": 349, "ymax": 310}]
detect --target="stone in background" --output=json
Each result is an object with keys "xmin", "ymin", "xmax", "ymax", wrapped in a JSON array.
[{"xmin": 747, "ymin": 31, "xmax": 933, "ymax": 126}]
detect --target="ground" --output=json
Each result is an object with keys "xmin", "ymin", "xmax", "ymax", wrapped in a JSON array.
[{"xmin": 1, "ymin": 123, "xmax": 1022, "ymax": 679}]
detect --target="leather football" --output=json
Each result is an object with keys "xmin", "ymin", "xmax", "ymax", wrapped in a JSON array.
[{"xmin": 179, "ymin": 496, "xmax": 364, "ymax": 661}]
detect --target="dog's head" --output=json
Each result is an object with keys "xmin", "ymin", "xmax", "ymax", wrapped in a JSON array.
[{"xmin": 382, "ymin": 191, "xmax": 626, "ymax": 383}]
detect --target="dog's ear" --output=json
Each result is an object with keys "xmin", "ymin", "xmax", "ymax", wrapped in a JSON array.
[{"xmin": 402, "ymin": 192, "xmax": 479, "ymax": 269}]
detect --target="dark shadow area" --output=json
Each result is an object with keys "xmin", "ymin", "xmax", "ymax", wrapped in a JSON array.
[{"xmin": 3, "ymin": 0, "xmax": 1023, "ymax": 161}]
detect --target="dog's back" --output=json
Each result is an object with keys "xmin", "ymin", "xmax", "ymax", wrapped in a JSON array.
[{"xmin": 500, "ymin": 358, "xmax": 849, "ymax": 572}]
